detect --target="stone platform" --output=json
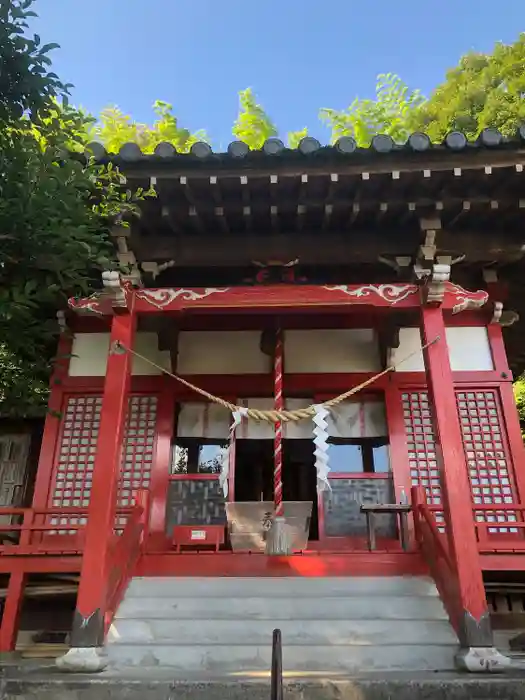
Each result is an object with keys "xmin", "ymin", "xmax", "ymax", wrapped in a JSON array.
[{"xmin": 3, "ymin": 666, "xmax": 525, "ymax": 700}]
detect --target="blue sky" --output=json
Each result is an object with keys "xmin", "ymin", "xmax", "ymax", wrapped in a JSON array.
[{"xmin": 32, "ymin": 0, "xmax": 523, "ymax": 149}]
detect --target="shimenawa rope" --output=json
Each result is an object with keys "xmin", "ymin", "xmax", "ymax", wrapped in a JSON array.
[{"xmin": 115, "ymin": 335, "xmax": 440, "ymax": 423}]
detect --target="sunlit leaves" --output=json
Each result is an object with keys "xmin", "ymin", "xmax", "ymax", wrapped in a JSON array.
[
  {"xmin": 0, "ymin": 0, "xmax": 150, "ymax": 416},
  {"xmin": 92, "ymin": 100, "xmax": 206, "ymax": 154},
  {"xmin": 320, "ymin": 73, "xmax": 425, "ymax": 146},
  {"xmin": 232, "ymin": 88, "xmax": 277, "ymax": 150},
  {"xmin": 412, "ymin": 36, "xmax": 525, "ymax": 141}
]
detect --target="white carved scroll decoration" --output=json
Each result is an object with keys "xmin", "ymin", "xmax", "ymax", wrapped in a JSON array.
[
  {"xmin": 323, "ymin": 283, "xmax": 418, "ymax": 304},
  {"xmin": 135, "ymin": 287, "xmax": 230, "ymax": 310},
  {"xmin": 447, "ymin": 283, "xmax": 489, "ymax": 314}
]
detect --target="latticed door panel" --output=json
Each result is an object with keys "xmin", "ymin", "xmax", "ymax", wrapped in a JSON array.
[
  {"xmin": 456, "ymin": 389, "xmax": 518, "ymax": 534},
  {"xmin": 117, "ymin": 395, "xmax": 158, "ymax": 527},
  {"xmin": 401, "ymin": 391, "xmax": 445, "ymax": 530},
  {"xmin": 51, "ymin": 395, "xmax": 102, "ymax": 531},
  {"xmin": 50, "ymin": 394, "xmax": 157, "ymax": 531},
  {"xmin": 0, "ymin": 433, "xmax": 31, "ymax": 528}
]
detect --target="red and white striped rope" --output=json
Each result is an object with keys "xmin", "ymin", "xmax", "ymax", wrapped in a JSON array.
[{"xmin": 273, "ymin": 328, "xmax": 284, "ymax": 517}]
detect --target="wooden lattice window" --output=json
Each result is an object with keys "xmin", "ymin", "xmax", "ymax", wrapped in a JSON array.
[
  {"xmin": 51, "ymin": 394, "xmax": 158, "ymax": 531},
  {"xmin": 401, "ymin": 391, "xmax": 444, "ymax": 529},
  {"xmin": 456, "ymin": 390, "xmax": 518, "ymax": 533},
  {"xmin": 119, "ymin": 395, "xmax": 157, "ymax": 506},
  {"xmin": 52, "ymin": 395, "xmax": 102, "ymax": 531}
]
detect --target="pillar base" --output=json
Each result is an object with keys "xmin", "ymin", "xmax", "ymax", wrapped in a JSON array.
[
  {"xmin": 455, "ymin": 647, "xmax": 512, "ymax": 673},
  {"xmin": 55, "ymin": 647, "xmax": 108, "ymax": 673}
]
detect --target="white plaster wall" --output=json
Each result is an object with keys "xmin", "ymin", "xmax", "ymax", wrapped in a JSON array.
[
  {"xmin": 285, "ymin": 329, "xmax": 381, "ymax": 373},
  {"xmin": 68, "ymin": 332, "xmax": 171, "ymax": 376},
  {"xmin": 446, "ymin": 327, "xmax": 493, "ymax": 371},
  {"xmin": 177, "ymin": 402, "xmax": 231, "ymax": 439},
  {"xmin": 177, "ymin": 331, "xmax": 271, "ymax": 375},
  {"xmin": 392, "ymin": 326, "xmax": 494, "ymax": 372}
]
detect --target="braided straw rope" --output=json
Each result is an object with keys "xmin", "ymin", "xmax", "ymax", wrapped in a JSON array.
[{"xmin": 115, "ymin": 335, "xmax": 439, "ymax": 423}]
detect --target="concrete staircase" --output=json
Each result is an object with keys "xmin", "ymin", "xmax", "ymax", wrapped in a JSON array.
[{"xmin": 106, "ymin": 576, "xmax": 458, "ymax": 673}]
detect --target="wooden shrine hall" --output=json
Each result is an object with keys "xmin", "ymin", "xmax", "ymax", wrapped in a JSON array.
[{"xmin": 3, "ymin": 129, "xmax": 525, "ymax": 672}]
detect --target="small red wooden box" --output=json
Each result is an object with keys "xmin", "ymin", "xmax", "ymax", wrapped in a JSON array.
[{"xmin": 172, "ymin": 525, "xmax": 225, "ymax": 552}]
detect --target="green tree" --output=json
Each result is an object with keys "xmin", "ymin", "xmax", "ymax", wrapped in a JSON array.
[
  {"xmin": 514, "ymin": 375, "xmax": 525, "ymax": 437},
  {"xmin": 232, "ymin": 88, "xmax": 308, "ymax": 149},
  {"xmin": 320, "ymin": 73, "xmax": 425, "ymax": 146},
  {"xmin": 412, "ymin": 35, "xmax": 525, "ymax": 142},
  {"xmin": 0, "ymin": 0, "xmax": 146, "ymax": 416},
  {"xmin": 92, "ymin": 100, "xmax": 206, "ymax": 154}
]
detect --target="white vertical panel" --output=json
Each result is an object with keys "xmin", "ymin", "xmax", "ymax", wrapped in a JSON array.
[
  {"xmin": 285, "ymin": 329, "xmax": 381, "ymax": 373},
  {"xmin": 68, "ymin": 332, "xmax": 170, "ymax": 376},
  {"xmin": 326, "ymin": 400, "xmax": 387, "ymax": 438},
  {"xmin": 392, "ymin": 326, "xmax": 494, "ymax": 372},
  {"xmin": 177, "ymin": 331, "xmax": 270, "ymax": 374},
  {"xmin": 391, "ymin": 328, "xmax": 424, "ymax": 372},
  {"xmin": 446, "ymin": 327, "xmax": 494, "ymax": 371},
  {"xmin": 177, "ymin": 403, "xmax": 231, "ymax": 439},
  {"xmin": 237, "ymin": 398, "xmax": 275, "ymax": 439}
]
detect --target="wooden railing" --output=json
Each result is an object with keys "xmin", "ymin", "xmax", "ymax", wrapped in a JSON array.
[
  {"xmin": 411, "ymin": 486, "xmax": 462, "ymax": 635},
  {"xmin": 0, "ymin": 504, "xmax": 142, "ymax": 556},
  {"xmin": 472, "ymin": 504, "xmax": 525, "ymax": 553},
  {"xmin": 104, "ymin": 490, "xmax": 149, "ymax": 632},
  {"xmin": 360, "ymin": 503, "xmax": 411, "ymax": 551}
]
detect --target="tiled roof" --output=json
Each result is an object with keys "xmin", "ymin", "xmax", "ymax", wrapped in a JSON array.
[{"xmin": 84, "ymin": 128, "xmax": 525, "ymax": 166}]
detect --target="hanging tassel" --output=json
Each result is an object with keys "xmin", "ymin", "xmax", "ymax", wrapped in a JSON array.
[{"xmin": 266, "ymin": 516, "xmax": 293, "ymax": 555}]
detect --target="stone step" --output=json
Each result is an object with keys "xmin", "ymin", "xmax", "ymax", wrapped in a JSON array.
[
  {"xmin": 116, "ymin": 594, "xmax": 448, "ymax": 621},
  {"xmin": 106, "ymin": 642, "xmax": 457, "ymax": 672},
  {"xmin": 108, "ymin": 618, "xmax": 457, "ymax": 646},
  {"xmin": 126, "ymin": 575, "xmax": 440, "ymax": 599},
  {"xmin": 7, "ymin": 672, "xmax": 525, "ymax": 700}
]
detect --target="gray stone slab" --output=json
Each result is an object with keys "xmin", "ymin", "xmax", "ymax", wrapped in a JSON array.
[
  {"xmin": 105, "ymin": 642, "xmax": 457, "ymax": 672},
  {"xmin": 107, "ymin": 618, "xmax": 457, "ymax": 646},
  {"xmin": 5, "ymin": 665, "xmax": 525, "ymax": 700},
  {"xmin": 116, "ymin": 594, "xmax": 448, "ymax": 621},
  {"xmin": 126, "ymin": 576, "xmax": 440, "ymax": 599}
]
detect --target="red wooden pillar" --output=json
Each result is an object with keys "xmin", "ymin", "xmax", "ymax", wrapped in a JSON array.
[
  {"xmin": 0, "ymin": 572, "xmax": 26, "ymax": 651},
  {"xmin": 32, "ymin": 332, "xmax": 72, "ymax": 510},
  {"xmin": 420, "ymin": 305, "xmax": 492, "ymax": 649},
  {"xmin": 69, "ymin": 311, "xmax": 136, "ymax": 649},
  {"xmin": 148, "ymin": 384, "xmax": 175, "ymax": 551}
]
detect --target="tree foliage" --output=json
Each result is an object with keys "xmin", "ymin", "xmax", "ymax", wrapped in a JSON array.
[
  {"xmin": 0, "ymin": 0, "xmax": 146, "ymax": 416},
  {"xmin": 91, "ymin": 100, "xmax": 206, "ymax": 154},
  {"xmin": 320, "ymin": 73, "xmax": 425, "ymax": 146},
  {"xmin": 514, "ymin": 375, "xmax": 525, "ymax": 437},
  {"xmin": 412, "ymin": 35, "xmax": 525, "ymax": 142}
]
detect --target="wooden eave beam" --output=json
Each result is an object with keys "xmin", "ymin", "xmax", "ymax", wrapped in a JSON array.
[
  {"xmin": 120, "ymin": 149, "xmax": 525, "ymax": 181},
  {"xmin": 130, "ymin": 230, "xmax": 525, "ymax": 266},
  {"xmin": 69, "ymin": 281, "xmax": 489, "ymax": 317}
]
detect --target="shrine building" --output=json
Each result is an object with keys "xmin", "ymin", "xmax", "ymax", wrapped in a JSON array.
[{"xmin": 2, "ymin": 130, "xmax": 525, "ymax": 674}]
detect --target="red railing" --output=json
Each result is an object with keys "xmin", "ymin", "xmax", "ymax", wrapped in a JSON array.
[
  {"xmin": 411, "ymin": 486, "xmax": 462, "ymax": 635},
  {"xmin": 104, "ymin": 490, "xmax": 149, "ymax": 631},
  {"xmin": 472, "ymin": 504, "xmax": 525, "ymax": 553},
  {"xmin": 0, "ymin": 505, "xmax": 140, "ymax": 555}
]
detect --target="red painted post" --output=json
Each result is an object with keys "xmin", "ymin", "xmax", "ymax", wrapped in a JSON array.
[
  {"xmin": 0, "ymin": 572, "xmax": 26, "ymax": 651},
  {"xmin": 420, "ymin": 305, "xmax": 492, "ymax": 649},
  {"xmin": 69, "ymin": 311, "xmax": 136, "ymax": 650},
  {"xmin": 147, "ymin": 386, "xmax": 175, "ymax": 551},
  {"xmin": 32, "ymin": 332, "xmax": 73, "ymax": 510}
]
